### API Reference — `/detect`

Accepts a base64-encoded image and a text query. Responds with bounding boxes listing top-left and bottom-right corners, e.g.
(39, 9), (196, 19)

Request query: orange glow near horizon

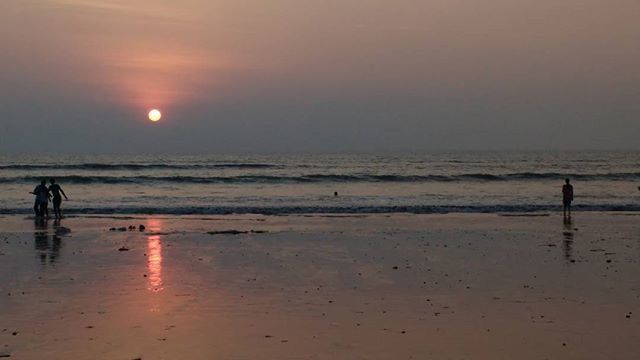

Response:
(95, 47), (228, 117)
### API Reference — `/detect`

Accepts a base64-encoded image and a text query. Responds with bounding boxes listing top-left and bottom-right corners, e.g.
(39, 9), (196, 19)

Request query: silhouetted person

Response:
(49, 178), (68, 218)
(30, 179), (50, 218)
(562, 178), (574, 219)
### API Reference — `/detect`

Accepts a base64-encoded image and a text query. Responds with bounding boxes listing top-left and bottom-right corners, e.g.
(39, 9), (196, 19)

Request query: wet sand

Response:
(1, 213), (639, 359)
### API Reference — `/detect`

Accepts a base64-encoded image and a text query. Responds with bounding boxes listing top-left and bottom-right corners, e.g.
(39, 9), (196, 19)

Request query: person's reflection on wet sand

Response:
(50, 235), (61, 263)
(562, 218), (574, 264)
(34, 219), (62, 266)
(34, 231), (49, 264)
(34, 217), (47, 230)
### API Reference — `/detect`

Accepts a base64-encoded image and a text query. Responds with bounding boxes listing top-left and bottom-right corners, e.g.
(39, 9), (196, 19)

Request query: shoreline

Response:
(0, 211), (638, 237)
(1, 203), (640, 216)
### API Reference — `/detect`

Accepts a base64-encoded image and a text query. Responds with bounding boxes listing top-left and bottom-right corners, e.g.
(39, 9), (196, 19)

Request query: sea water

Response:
(0, 151), (638, 215)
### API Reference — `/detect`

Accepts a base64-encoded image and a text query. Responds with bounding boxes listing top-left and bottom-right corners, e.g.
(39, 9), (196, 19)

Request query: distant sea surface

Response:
(1, 152), (638, 215)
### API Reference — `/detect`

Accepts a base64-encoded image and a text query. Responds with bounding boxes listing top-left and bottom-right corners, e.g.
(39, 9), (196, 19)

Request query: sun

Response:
(148, 109), (162, 122)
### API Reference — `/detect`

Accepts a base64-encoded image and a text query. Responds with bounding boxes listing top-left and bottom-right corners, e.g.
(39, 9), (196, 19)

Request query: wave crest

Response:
(0, 163), (279, 170)
(1, 172), (639, 184)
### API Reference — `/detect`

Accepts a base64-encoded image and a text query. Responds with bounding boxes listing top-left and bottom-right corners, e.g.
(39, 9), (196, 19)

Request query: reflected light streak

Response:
(147, 235), (163, 292)
(147, 218), (164, 292)
(147, 218), (163, 232)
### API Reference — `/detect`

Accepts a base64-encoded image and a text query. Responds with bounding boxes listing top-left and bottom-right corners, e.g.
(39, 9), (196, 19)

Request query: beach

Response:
(1, 212), (639, 359)
(3, 0), (639, 357)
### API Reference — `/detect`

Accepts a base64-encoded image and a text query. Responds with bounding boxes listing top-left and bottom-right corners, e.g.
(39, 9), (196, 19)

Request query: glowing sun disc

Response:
(148, 109), (162, 122)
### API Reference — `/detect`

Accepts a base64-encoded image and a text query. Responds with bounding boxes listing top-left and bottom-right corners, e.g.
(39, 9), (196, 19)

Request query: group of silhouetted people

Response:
(31, 179), (68, 218)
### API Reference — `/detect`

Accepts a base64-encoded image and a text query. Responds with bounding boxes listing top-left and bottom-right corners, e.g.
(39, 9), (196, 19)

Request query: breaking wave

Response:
(1, 172), (639, 184)
(0, 163), (279, 170)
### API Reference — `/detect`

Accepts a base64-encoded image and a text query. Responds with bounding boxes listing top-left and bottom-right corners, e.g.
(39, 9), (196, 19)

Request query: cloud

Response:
(40, 0), (193, 22)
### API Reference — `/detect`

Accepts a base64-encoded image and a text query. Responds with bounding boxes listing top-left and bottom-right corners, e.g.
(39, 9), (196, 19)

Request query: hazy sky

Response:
(1, 0), (639, 153)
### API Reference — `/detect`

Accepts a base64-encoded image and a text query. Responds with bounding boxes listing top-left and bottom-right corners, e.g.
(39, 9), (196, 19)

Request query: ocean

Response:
(1, 151), (638, 215)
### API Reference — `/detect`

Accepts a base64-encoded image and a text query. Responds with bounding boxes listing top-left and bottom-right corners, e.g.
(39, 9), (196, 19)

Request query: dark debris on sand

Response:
(207, 230), (268, 235)
(54, 227), (72, 236)
(109, 225), (146, 232)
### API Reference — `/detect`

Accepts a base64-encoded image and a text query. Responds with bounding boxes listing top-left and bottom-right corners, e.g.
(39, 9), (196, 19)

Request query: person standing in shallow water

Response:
(30, 179), (50, 218)
(562, 178), (574, 219)
(49, 178), (68, 219)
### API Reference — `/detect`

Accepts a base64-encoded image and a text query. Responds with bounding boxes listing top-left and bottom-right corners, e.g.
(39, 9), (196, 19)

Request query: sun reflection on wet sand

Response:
(146, 219), (164, 293)
(147, 235), (163, 292)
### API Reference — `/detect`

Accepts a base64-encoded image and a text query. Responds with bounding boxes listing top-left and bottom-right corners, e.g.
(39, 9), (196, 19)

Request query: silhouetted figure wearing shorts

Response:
(562, 178), (574, 219)
(49, 178), (68, 219)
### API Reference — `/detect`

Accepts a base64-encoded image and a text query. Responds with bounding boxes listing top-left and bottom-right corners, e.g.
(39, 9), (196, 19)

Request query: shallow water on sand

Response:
(1, 213), (640, 359)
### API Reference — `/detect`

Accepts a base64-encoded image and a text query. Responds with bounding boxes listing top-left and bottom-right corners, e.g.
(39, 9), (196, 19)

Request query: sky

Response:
(1, 0), (639, 153)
